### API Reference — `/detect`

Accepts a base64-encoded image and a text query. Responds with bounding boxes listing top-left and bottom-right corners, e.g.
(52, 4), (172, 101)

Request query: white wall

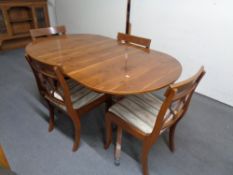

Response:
(55, 0), (126, 38)
(47, 0), (57, 26)
(131, 0), (233, 106)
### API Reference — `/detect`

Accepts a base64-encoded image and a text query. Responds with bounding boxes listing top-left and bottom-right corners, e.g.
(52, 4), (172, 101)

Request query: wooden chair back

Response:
(117, 32), (151, 48)
(30, 25), (66, 41)
(0, 145), (10, 170)
(25, 55), (73, 110)
(153, 67), (206, 135)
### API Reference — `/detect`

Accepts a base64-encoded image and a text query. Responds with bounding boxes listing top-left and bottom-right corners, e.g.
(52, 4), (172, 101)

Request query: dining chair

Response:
(25, 55), (110, 152)
(30, 25), (66, 41)
(104, 67), (205, 175)
(117, 32), (151, 48)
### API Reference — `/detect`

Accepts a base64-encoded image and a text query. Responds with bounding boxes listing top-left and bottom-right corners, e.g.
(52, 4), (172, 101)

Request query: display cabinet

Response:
(0, 0), (50, 50)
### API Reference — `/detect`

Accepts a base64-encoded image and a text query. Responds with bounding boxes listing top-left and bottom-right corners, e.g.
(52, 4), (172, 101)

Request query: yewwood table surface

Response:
(26, 34), (182, 95)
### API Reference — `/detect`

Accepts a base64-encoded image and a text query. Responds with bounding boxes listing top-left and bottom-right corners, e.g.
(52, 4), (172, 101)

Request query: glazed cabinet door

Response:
(0, 9), (7, 35)
(33, 6), (49, 28)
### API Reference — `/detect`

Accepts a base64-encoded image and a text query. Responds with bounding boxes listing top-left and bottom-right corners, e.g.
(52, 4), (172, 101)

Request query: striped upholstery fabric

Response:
(109, 93), (172, 134)
(52, 79), (104, 110)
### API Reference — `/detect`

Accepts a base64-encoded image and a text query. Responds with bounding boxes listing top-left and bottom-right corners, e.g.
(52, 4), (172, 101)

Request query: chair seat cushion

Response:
(109, 93), (172, 134)
(53, 79), (104, 110)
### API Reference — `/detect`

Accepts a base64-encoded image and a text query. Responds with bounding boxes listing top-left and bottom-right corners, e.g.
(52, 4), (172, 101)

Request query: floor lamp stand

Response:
(126, 0), (131, 34)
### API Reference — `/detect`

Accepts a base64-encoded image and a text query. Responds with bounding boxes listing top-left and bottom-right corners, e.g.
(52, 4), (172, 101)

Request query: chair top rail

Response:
(30, 25), (66, 41)
(117, 32), (151, 48)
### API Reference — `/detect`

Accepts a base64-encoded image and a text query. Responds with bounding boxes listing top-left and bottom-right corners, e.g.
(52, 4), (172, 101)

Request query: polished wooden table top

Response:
(26, 34), (182, 95)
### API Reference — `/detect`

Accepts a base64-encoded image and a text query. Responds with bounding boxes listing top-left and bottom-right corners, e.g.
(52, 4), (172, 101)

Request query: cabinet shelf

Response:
(10, 18), (32, 23)
(1, 33), (30, 40)
(12, 33), (30, 39)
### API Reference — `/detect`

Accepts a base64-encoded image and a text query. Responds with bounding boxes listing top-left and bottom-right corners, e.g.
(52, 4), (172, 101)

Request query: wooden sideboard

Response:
(0, 0), (50, 51)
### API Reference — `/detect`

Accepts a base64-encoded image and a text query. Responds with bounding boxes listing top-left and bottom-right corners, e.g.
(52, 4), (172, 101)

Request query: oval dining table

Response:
(25, 34), (182, 95)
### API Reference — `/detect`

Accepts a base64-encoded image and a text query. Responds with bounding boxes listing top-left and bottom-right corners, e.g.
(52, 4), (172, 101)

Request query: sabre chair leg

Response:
(104, 113), (113, 149)
(114, 127), (122, 166)
(141, 143), (152, 175)
(72, 118), (81, 152)
(169, 123), (178, 152)
(47, 101), (55, 132)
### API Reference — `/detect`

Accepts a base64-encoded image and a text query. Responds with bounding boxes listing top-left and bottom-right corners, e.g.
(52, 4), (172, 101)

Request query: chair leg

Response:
(141, 143), (151, 175)
(71, 116), (81, 152)
(104, 113), (113, 149)
(141, 141), (156, 175)
(105, 95), (113, 112)
(114, 127), (122, 166)
(169, 124), (177, 152)
(47, 101), (55, 132)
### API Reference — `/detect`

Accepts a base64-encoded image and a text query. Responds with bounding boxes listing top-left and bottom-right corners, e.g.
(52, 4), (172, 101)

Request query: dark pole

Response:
(126, 0), (131, 34)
